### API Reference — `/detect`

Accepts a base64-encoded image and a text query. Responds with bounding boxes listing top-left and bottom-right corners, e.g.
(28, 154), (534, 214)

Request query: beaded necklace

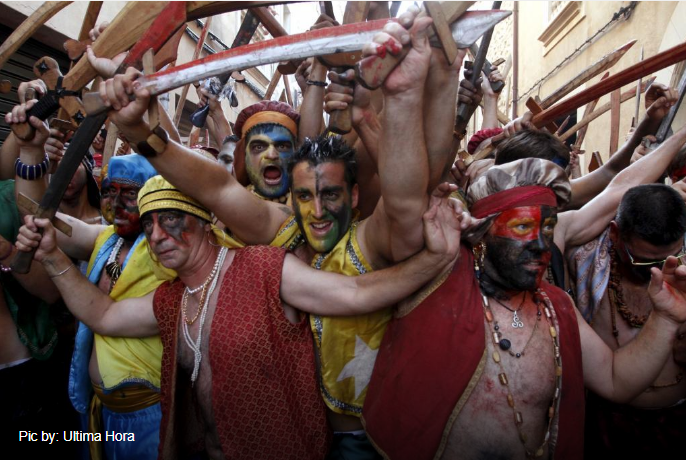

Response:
(104, 237), (124, 294)
(182, 246), (228, 384)
(480, 287), (562, 458)
(183, 247), (225, 325)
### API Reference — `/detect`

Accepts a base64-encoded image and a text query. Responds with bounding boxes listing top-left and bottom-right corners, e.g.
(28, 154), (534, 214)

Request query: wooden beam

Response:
(264, 69), (281, 100)
(282, 74), (293, 106)
(532, 40), (686, 129)
(609, 88), (621, 155)
(574, 71), (610, 148)
(174, 16), (213, 127)
(559, 76), (655, 142)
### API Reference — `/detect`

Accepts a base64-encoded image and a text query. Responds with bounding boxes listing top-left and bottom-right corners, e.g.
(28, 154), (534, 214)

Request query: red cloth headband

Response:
(470, 185), (557, 219)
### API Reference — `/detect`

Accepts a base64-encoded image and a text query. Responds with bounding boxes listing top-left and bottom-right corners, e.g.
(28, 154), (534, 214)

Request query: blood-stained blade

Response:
(84, 10), (510, 115)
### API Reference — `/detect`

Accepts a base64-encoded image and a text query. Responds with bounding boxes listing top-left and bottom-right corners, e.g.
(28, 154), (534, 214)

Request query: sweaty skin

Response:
(292, 162), (355, 254)
(482, 206), (557, 296)
(245, 125), (294, 198)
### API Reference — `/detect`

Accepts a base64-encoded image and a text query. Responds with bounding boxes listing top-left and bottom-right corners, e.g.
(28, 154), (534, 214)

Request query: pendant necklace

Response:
(182, 246), (228, 384)
(492, 292), (527, 328)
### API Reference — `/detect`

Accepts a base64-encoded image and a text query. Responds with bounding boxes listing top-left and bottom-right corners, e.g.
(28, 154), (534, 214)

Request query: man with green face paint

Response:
(96, 10), (458, 458)
(233, 101), (299, 205)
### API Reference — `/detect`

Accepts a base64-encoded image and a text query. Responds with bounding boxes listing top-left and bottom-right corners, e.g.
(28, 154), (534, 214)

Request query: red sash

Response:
(154, 246), (330, 459)
(363, 245), (584, 459)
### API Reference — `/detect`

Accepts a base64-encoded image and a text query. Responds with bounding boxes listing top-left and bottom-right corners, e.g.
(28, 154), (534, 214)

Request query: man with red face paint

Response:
(37, 155), (169, 459)
(363, 158), (686, 460)
(15, 174), (463, 460)
(567, 183), (686, 458)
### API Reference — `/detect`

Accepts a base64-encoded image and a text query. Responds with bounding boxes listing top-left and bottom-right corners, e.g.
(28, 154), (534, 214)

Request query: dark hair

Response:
(494, 130), (570, 169)
(616, 184), (686, 246)
(287, 135), (357, 189)
(223, 134), (240, 145)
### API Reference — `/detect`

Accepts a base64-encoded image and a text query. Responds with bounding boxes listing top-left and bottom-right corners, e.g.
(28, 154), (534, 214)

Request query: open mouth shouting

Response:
(262, 165), (283, 186)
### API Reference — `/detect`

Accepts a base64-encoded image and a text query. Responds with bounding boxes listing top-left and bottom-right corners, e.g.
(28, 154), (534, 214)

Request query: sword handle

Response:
(355, 45), (410, 90)
(12, 94), (61, 141)
(83, 91), (136, 116)
(327, 69), (354, 135)
(10, 238), (40, 274)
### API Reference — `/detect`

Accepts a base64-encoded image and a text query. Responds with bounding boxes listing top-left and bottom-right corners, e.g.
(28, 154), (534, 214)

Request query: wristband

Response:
(15, 154), (49, 180)
(306, 80), (327, 87)
(136, 126), (169, 158)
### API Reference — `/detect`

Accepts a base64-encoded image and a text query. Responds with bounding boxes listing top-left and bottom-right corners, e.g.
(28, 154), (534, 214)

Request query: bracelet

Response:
(15, 154), (49, 181)
(49, 263), (74, 278)
(307, 80), (327, 87)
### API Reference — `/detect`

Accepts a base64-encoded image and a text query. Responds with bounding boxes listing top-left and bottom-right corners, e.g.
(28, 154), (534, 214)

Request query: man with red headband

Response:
(363, 158), (686, 460)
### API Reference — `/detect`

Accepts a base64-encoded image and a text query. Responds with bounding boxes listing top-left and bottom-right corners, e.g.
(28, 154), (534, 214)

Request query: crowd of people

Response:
(2, 4), (686, 460)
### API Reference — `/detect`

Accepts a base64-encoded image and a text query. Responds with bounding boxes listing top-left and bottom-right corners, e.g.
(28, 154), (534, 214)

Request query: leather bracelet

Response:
(136, 125), (169, 158)
(307, 80), (327, 87)
(15, 154), (49, 181)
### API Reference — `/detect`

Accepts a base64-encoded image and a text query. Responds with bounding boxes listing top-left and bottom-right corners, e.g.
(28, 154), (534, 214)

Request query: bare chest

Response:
(96, 241), (132, 294)
(442, 309), (558, 460)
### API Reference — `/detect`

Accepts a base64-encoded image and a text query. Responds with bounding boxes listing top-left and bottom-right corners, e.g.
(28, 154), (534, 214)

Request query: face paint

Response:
(141, 211), (201, 269)
(483, 206), (557, 292)
(292, 162), (354, 254)
(108, 182), (142, 239)
(245, 125), (294, 198)
(218, 141), (236, 175)
(100, 185), (115, 225)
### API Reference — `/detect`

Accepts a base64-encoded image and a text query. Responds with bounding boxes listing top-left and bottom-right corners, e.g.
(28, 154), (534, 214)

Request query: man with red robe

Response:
(363, 158), (686, 460)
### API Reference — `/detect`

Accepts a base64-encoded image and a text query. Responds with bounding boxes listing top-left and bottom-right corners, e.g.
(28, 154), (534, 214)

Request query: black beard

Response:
(478, 236), (550, 299)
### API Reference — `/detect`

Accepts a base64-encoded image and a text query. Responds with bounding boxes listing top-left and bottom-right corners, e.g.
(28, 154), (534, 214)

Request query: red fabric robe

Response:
(153, 245), (330, 459)
(363, 245), (584, 459)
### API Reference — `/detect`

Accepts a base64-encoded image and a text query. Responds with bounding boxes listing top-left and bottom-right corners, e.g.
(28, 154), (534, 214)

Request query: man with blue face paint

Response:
(233, 101), (299, 205)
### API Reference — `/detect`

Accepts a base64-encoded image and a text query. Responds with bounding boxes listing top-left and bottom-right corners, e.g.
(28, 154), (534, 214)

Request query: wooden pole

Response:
(173, 17), (213, 127)
(574, 71), (610, 149)
(282, 74), (293, 106)
(559, 76), (654, 142)
(539, 40), (635, 109)
(609, 89), (621, 154)
(264, 69), (281, 100)
(532, 40), (686, 128)
(0, 1), (72, 68)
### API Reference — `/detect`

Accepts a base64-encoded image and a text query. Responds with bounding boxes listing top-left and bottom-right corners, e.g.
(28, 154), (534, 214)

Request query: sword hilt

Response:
(83, 91), (136, 116)
(10, 238), (41, 274)
(355, 45), (410, 90)
(12, 93), (61, 141)
(327, 69), (355, 135)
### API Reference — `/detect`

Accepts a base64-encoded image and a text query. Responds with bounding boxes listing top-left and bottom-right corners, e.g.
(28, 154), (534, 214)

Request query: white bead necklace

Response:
(182, 246), (228, 384)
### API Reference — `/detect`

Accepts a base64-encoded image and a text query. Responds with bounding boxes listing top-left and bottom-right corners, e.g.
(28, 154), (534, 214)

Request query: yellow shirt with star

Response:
(309, 219), (392, 416)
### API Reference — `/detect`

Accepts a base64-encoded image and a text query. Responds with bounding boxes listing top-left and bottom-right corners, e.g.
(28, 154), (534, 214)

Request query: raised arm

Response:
(362, 10), (434, 264)
(15, 216), (158, 337)
(568, 83), (677, 208)
(556, 123), (686, 251)
(100, 67), (289, 245)
(582, 257), (686, 402)
(281, 193), (463, 314)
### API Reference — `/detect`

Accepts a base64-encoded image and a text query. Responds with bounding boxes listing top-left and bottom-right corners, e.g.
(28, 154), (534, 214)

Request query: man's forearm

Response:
(482, 97), (500, 130)
(41, 248), (115, 331)
(298, 61), (327, 145)
(210, 107), (232, 146)
(351, 248), (454, 314)
(609, 311), (679, 403)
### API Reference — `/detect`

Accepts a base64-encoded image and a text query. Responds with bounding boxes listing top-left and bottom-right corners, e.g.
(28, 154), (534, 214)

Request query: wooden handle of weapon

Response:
(327, 67), (354, 135)
(83, 91), (135, 116)
(10, 241), (40, 274)
(355, 46), (410, 90)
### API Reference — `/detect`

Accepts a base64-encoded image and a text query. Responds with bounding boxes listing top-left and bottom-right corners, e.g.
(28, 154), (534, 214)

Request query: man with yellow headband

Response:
(233, 100), (299, 205)
(16, 174), (463, 459)
(93, 15), (450, 457)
